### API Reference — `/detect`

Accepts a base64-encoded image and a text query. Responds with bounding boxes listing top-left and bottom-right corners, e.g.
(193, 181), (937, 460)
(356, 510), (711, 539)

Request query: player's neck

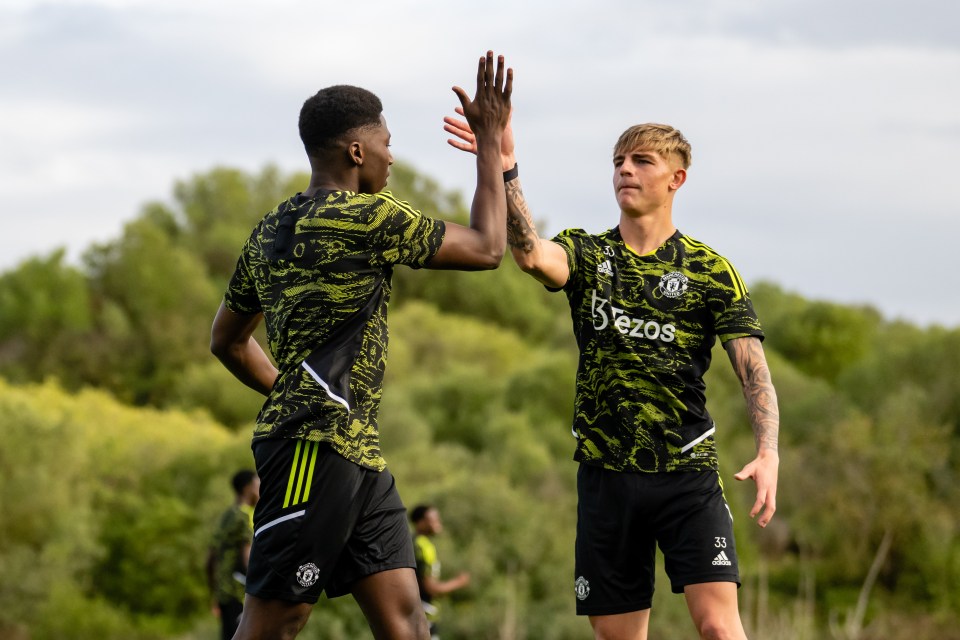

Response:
(618, 208), (676, 255)
(304, 154), (359, 195)
(304, 172), (356, 196)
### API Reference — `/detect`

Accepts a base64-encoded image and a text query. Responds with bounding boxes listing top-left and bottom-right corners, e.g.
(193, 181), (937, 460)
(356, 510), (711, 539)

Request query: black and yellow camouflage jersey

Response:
(224, 190), (445, 471)
(212, 503), (254, 603)
(552, 227), (764, 473)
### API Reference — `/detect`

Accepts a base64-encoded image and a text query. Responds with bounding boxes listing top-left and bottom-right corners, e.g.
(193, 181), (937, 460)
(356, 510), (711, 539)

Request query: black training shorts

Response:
(246, 438), (416, 603)
(574, 465), (740, 616)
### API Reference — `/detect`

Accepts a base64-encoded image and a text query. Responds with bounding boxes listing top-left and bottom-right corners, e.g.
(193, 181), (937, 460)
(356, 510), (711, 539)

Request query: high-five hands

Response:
(450, 51), (513, 149)
(444, 105), (516, 172)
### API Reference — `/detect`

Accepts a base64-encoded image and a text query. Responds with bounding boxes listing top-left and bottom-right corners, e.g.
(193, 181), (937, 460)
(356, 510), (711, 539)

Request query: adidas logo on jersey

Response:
(712, 550), (732, 566)
(597, 260), (613, 276)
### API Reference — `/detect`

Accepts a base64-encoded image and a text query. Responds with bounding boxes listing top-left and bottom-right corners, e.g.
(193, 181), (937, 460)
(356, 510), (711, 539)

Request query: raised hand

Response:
(444, 106), (516, 171)
(424, 51), (513, 270)
(450, 51), (512, 147)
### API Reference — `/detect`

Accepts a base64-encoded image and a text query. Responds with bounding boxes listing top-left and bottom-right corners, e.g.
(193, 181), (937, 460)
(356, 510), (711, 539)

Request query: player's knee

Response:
(412, 615), (431, 640)
(590, 619), (645, 640)
(373, 598), (429, 639)
(695, 615), (743, 640)
(400, 603), (430, 639)
(591, 629), (637, 640)
(387, 609), (429, 640)
(234, 605), (312, 640)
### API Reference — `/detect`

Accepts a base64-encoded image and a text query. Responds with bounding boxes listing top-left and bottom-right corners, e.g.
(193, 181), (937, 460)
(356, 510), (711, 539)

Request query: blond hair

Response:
(613, 123), (691, 169)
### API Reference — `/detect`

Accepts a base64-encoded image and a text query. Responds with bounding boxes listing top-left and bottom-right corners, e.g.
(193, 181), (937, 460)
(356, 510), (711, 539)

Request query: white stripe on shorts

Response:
(254, 509), (306, 537)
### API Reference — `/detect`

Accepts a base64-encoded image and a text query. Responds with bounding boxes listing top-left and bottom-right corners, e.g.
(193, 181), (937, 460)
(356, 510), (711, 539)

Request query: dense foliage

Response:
(0, 164), (957, 639)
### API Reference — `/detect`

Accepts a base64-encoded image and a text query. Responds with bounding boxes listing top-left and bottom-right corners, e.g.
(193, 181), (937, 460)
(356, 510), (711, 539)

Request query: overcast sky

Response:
(2, 0), (958, 326)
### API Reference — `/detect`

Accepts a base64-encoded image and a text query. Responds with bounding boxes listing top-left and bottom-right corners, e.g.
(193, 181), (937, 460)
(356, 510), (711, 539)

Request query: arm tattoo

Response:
(725, 337), (780, 453)
(505, 179), (539, 253)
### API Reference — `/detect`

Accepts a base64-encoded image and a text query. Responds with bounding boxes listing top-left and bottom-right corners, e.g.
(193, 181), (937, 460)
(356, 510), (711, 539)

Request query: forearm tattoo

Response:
(505, 179), (539, 253)
(726, 337), (780, 453)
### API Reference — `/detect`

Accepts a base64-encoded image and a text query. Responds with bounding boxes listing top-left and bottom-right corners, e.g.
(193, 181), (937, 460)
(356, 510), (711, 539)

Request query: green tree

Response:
(83, 215), (221, 404)
(0, 250), (93, 385)
(171, 165), (306, 280)
(751, 282), (883, 382)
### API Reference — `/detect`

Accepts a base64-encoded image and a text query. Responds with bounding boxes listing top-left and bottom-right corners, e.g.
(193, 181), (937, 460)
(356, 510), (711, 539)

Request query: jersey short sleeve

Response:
(367, 192), (445, 269)
(549, 228), (590, 289)
(707, 257), (764, 344)
(223, 236), (262, 314)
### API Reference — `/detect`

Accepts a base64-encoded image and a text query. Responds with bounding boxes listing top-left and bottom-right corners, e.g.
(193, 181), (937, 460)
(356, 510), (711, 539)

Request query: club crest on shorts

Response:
(659, 271), (689, 298)
(575, 576), (590, 600)
(296, 562), (320, 587)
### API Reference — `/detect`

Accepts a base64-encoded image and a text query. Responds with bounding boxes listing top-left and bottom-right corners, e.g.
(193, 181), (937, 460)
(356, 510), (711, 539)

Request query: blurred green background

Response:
(1, 163), (958, 639)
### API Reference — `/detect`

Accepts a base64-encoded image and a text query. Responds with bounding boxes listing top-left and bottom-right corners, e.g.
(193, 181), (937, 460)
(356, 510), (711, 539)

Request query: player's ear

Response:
(348, 140), (364, 166)
(669, 168), (687, 191)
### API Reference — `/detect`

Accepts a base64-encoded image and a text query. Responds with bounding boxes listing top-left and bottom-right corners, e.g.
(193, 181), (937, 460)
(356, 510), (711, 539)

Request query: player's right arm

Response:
(210, 303), (278, 396)
(503, 174), (570, 288)
(443, 108), (569, 288)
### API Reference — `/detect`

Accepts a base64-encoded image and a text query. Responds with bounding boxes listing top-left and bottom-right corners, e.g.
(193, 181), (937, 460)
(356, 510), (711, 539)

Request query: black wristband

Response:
(503, 163), (519, 182)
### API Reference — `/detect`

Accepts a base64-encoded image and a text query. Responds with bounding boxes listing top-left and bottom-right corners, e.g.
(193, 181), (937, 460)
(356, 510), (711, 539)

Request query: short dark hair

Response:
(410, 504), (434, 523)
(231, 469), (257, 495)
(299, 85), (383, 156)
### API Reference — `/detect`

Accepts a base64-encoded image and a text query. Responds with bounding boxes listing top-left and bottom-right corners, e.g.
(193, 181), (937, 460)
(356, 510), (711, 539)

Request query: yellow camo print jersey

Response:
(552, 227), (764, 473)
(224, 190), (445, 471)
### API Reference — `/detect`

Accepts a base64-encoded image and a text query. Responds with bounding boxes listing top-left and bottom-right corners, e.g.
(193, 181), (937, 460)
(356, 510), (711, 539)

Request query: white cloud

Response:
(0, 101), (143, 147)
(1, 0), (958, 325)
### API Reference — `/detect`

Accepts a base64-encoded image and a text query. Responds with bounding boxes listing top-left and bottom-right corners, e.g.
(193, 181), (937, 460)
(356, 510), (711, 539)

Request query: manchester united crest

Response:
(659, 271), (689, 298)
(575, 576), (590, 600)
(296, 562), (320, 587)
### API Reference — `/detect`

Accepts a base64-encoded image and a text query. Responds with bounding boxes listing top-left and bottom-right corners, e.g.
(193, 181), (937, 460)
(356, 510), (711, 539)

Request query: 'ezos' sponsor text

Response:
(591, 290), (675, 342)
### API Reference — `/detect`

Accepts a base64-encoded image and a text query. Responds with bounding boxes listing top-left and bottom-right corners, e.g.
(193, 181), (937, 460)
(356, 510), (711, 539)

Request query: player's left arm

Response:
(422, 571), (471, 597)
(241, 541), (252, 571)
(724, 336), (780, 527)
(205, 545), (219, 602)
(210, 302), (278, 396)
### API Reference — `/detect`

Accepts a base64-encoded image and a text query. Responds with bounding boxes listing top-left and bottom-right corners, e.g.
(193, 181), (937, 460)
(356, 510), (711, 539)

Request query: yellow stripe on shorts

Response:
(283, 440), (318, 508)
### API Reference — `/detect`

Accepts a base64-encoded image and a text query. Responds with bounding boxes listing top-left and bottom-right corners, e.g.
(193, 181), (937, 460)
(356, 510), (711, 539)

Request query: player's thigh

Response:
(657, 470), (740, 594)
(233, 593), (313, 640)
(589, 609), (651, 640)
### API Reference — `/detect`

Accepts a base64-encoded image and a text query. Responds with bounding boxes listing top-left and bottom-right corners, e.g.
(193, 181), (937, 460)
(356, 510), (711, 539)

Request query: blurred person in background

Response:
(410, 505), (471, 639)
(206, 469), (260, 640)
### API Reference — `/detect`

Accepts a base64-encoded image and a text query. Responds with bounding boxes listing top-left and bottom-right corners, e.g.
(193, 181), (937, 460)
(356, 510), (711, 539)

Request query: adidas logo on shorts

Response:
(712, 550), (732, 566)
